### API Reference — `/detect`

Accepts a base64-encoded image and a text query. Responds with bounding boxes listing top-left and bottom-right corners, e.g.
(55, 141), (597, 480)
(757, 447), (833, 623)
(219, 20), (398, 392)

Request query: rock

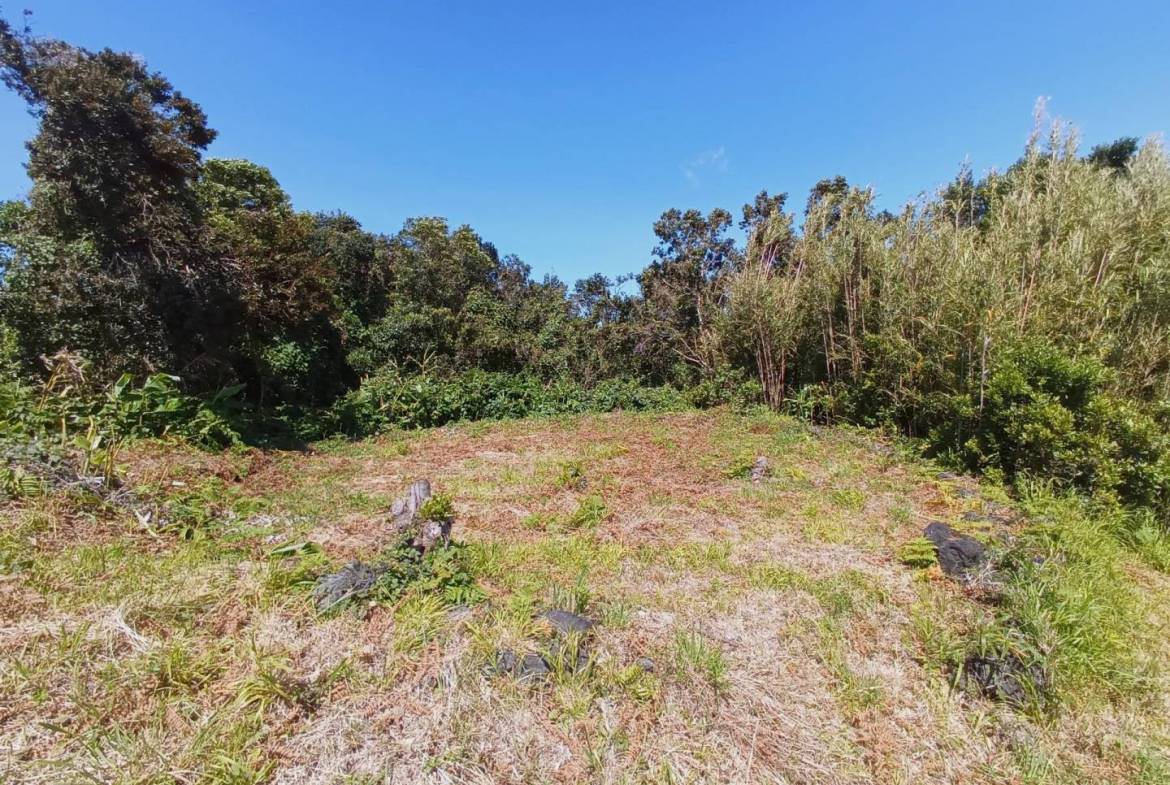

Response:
(312, 561), (385, 612)
(923, 521), (957, 546)
(487, 649), (552, 681)
(955, 487), (978, 499)
(416, 517), (452, 551)
(749, 456), (770, 483)
(936, 471), (960, 481)
(636, 657), (656, 673)
(518, 653), (551, 681)
(923, 522), (987, 578)
(539, 609), (595, 635)
(937, 537), (987, 577)
(488, 649), (517, 675)
(961, 654), (1047, 705)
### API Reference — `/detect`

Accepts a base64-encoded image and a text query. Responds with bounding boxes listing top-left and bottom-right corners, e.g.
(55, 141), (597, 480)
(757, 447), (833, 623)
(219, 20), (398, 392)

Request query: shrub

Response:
(0, 359), (243, 451)
(331, 369), (690, 436)
(931, 342), (1170, 525)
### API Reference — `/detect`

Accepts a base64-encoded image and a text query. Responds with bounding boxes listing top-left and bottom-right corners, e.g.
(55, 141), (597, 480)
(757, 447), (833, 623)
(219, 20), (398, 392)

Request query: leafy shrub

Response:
(931, 342), (1170, 525)
(325, 539), (484, 612)
(566, 494), (607, 529)
(418, 492), (454, 521)
(0, 359), (243, 450)
(331, 369), (689, 436)
(99, 374), (244, 448)
(685, 366), (764, 410)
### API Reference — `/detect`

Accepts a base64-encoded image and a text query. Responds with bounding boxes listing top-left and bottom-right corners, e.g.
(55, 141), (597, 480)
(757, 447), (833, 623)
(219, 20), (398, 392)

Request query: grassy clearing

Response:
(2, 409), (1168, 784)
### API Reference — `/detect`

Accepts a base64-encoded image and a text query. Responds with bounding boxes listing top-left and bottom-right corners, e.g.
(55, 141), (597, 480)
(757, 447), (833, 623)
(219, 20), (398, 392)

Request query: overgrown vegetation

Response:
(1, 9), (1168, 782)
(3, 18), (1167, 537)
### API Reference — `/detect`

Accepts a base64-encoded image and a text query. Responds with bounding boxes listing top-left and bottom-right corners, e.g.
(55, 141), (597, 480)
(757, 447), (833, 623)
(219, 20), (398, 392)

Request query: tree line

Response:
(2, 16), (1168, 523)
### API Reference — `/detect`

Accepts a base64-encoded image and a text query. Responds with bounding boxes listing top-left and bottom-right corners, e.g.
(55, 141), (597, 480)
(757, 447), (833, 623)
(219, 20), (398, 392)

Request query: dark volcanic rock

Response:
(488, 650), (552, 681)
(923, 522), (987, 578)
(539, 609), (595, 635)
(923, 522), (957, 546)
(962, 654), (1047, 705)
(518, 653), (551, 681)
(936, 537), (987, 577)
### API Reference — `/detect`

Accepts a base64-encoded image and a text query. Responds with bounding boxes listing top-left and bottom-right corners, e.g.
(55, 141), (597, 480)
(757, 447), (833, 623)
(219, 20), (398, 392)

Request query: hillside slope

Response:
(2, 410), (1168, 784)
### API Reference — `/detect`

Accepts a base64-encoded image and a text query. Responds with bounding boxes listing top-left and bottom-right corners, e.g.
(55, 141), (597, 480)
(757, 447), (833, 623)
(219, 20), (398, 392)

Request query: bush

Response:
(684, 367), (764, 409)
(931, 342), (1170, 525)
(331, 369), (690, 436)
(0, 358), (244, 450)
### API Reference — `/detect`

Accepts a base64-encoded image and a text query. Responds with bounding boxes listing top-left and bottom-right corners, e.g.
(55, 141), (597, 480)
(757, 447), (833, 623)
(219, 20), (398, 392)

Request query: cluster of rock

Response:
(924, 473), (1047, 707)
(488, 609), (596, 681)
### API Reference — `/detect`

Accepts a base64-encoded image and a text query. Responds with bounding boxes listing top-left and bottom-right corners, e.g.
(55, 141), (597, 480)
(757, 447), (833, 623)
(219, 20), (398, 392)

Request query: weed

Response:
(566, 494), (607, 529)
(392, 594), (448, 656)
(723, 454), (761, 479)
(418, 492), (454, 521)
(897, 537), (938, 568)
(829, 488), (865, 512)
(548, 574), (591, 614)
(555, 459), (587, 489)
(673, 630), (728, 692)
(521, 511), (557, 530)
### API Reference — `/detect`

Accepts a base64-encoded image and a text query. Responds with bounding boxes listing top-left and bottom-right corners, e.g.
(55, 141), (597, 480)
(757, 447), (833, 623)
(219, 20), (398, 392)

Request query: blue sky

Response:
(2, 1), (1168, 284)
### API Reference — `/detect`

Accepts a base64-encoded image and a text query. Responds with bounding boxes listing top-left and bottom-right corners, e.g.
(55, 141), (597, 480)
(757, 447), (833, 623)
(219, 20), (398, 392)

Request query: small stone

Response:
(749, 456), (770, 483)
(635, 657), (656, 673)
(539, 609), (595, 635)
(517, 653), (551, 681)
(955, 488), (978, 499)
(494, 650), (518, 673)
(961, 654), (1047, 705)
(922, 522), (987, 578)
(937, 471), (960, 481)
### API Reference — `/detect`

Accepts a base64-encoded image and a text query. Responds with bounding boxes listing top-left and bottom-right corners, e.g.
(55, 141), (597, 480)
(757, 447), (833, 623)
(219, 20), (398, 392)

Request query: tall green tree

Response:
(0, 15), (231, 378)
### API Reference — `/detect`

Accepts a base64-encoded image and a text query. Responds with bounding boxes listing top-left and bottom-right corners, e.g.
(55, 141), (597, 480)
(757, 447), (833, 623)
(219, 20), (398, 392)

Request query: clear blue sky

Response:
(2, 1), (1168, 284)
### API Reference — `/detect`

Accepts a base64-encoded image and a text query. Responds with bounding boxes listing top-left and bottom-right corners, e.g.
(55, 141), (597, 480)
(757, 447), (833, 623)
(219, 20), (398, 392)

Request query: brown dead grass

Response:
(1, 410), (1167, 784)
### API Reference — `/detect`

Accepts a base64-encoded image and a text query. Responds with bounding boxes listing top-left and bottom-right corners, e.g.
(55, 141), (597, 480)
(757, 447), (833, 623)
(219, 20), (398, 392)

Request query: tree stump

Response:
(389, 479), (452, 552)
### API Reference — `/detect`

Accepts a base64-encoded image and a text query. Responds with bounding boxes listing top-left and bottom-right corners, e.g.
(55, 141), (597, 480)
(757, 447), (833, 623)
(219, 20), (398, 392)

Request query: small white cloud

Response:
(681, 146), (728, 186)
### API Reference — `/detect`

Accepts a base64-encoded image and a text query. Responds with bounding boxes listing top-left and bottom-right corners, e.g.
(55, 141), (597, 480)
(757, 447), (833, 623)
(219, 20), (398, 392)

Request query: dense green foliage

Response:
(2, 19), (1168, 526)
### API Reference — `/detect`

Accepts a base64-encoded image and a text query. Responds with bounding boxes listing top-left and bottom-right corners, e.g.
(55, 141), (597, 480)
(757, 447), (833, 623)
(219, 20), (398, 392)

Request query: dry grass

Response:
(2, 409), (1168, 784)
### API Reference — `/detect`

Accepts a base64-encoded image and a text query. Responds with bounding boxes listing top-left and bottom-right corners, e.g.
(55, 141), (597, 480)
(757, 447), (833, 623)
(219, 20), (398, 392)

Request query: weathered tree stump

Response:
(390, 479), (452, 552)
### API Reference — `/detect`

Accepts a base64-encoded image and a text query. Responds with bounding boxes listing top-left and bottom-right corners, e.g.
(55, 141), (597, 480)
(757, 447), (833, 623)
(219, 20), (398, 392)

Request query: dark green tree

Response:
(1085, 136), (1139, 173)
(0, 15), (232, 379)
